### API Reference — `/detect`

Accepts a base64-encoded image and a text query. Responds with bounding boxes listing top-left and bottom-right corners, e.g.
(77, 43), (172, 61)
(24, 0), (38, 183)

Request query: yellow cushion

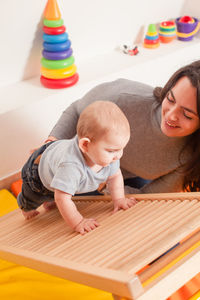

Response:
(0, 189), (112, 300)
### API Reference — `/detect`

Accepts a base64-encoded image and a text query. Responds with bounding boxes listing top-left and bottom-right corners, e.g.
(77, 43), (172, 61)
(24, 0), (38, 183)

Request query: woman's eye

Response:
(183, 112), (192, 120)
(167, 95), (174, 103)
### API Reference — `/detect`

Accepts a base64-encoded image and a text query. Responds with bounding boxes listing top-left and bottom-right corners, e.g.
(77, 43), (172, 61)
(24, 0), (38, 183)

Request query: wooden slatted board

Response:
(0, 192), (200, 299)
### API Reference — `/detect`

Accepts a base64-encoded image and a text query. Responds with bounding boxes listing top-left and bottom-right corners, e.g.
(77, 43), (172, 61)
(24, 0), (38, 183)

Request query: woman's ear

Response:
(79, 137), (91, 153)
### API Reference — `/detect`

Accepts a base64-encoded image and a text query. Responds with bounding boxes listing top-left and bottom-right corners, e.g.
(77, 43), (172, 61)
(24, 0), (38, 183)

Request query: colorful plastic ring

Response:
(159, 31), (176, 36)
(143, 43), (160, 49)
(40, 73), (79, 89)
(43, 18), (64, 28)
(42, 48), (73, 60)
(41, 64), (77, 79)
(43, 32), (68, 43)
(159, 36), (176, 43)
(159, 26), (176, 32)
(145, 34), (159, 40)
(43, 25), (66, 35)
(146, 31), (158, 36)
(41, 56), (75, 69)
(160, 21), (175, 28)
(43, 40), (71, 51)
(144, 38), (159, 45)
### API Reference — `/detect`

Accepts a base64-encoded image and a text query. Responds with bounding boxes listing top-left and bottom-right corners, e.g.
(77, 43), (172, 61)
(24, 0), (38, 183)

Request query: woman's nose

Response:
(167, 107), (178, 121)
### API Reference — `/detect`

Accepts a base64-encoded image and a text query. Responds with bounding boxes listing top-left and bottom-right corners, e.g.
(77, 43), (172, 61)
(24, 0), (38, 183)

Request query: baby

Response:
(17, 101), (136, 234)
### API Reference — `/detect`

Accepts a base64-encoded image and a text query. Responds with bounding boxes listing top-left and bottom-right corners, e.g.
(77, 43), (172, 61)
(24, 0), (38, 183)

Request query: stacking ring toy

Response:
(40, 73), (79, 89)
(43, 18), (64, 27)
(43, 40), (71, 51)
(42, 48), (73, 60)
(43, 25), (66, 35)
(41, 56), (75, 69)
(43, 32), (68, 43)
(41, 64), (77, 79)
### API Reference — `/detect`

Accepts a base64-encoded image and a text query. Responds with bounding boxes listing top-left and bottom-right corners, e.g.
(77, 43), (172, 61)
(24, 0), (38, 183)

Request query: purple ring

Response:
(42, 48), (73, 60)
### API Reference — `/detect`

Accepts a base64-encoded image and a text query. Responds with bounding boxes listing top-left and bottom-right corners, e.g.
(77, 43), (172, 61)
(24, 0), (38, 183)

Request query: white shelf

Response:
(1, 38), (200, 115)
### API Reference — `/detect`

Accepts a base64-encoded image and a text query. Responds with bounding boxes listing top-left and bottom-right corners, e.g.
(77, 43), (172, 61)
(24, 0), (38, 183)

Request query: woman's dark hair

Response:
(153, 60), (200, 192)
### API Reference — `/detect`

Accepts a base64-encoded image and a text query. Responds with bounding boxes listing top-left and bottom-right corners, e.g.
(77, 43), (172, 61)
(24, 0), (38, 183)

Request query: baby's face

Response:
(85, 131), (130, 167)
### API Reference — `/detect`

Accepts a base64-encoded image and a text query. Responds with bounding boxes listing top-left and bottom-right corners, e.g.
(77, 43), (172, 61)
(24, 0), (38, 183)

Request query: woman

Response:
(46, 60), (200, 193)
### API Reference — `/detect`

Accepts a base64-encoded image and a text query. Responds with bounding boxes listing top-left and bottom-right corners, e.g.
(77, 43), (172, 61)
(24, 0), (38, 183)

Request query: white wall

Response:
(0, 0), (186, 87)
(1, 0), (200, 180)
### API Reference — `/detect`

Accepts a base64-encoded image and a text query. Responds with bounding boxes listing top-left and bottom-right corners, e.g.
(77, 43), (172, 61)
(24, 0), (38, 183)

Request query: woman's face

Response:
(161, 76), (200, 137)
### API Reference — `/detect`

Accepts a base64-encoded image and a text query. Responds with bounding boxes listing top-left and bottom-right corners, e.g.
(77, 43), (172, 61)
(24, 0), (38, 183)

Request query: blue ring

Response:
(43, 40), (71, 52)
(42, 48), (73, 60)
(43, 33), (69, 43)
(145, 34), (159, 40)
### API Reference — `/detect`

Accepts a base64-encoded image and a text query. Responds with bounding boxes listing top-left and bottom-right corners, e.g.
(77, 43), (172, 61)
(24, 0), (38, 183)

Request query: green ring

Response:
(41, 56), (75, 70)
(159, 26), (176, 32)
(43, 18), (64, 28)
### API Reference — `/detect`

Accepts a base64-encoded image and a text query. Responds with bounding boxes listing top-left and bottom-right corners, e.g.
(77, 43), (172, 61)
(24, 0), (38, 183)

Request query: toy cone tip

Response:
(44, 0), (61, 20)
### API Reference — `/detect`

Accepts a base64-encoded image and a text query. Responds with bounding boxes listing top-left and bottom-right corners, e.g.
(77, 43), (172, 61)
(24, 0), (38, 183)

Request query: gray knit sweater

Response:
(50, 79), (188, 194)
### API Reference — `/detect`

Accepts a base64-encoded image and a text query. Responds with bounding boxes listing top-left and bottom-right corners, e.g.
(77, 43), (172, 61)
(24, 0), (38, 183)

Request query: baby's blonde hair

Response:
(77, 101), (130, 141)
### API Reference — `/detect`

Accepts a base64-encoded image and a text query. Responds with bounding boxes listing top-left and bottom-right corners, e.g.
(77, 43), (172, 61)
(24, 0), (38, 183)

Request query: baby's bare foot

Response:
(43, 201), (57, 211)
(22, 210), (39, 220)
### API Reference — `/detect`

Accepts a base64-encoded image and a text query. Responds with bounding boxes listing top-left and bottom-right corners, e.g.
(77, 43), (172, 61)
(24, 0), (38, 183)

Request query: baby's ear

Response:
(79, 137), (91, 153)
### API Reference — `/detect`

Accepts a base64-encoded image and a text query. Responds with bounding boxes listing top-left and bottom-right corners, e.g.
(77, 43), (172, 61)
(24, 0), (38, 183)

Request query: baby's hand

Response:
(74, 218), (99, 235)
(113, 197), (137, 213)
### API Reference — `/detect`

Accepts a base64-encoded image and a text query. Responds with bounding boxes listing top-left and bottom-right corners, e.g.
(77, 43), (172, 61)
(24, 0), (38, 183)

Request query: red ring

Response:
(43, 25), (66, 35)
(144, 38), (159, 44)
(40, 73), (79, 89)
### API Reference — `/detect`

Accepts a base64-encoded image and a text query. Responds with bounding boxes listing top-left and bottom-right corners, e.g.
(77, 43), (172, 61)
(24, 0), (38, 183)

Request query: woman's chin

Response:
(161, 123), (181, 138)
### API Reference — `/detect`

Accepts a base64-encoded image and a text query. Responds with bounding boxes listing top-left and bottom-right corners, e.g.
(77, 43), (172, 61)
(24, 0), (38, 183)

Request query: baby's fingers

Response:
(127, 197), (137, 206)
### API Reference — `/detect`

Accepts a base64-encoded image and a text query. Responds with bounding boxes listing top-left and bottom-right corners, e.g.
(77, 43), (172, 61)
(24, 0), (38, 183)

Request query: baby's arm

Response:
(54, 189), (99, 234)
(107, 169), (137, 213)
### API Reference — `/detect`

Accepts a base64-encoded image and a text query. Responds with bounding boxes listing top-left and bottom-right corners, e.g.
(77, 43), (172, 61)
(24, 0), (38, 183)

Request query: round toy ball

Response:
(179, 15), (194, 23)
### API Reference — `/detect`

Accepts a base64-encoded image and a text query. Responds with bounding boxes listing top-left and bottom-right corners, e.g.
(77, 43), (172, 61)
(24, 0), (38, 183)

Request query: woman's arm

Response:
(132, 171), (184, 194)
(48, 79), (140, 140)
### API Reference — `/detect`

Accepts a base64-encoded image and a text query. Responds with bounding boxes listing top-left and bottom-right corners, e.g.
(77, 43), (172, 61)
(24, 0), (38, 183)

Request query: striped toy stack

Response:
(159, 21), (176, 43)
(40, 0), (79, 89)
(143, 24), (160, 49)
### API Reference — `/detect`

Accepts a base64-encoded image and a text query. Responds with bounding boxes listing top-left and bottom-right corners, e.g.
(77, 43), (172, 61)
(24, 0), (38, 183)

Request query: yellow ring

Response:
(41, 64), (77, 79)
(146, 31), (158, 36)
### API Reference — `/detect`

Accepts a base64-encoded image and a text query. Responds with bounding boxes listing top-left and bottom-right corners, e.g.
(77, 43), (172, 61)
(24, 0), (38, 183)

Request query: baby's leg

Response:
(22, 209), (40, 220)
(43, 201), (57, 211)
